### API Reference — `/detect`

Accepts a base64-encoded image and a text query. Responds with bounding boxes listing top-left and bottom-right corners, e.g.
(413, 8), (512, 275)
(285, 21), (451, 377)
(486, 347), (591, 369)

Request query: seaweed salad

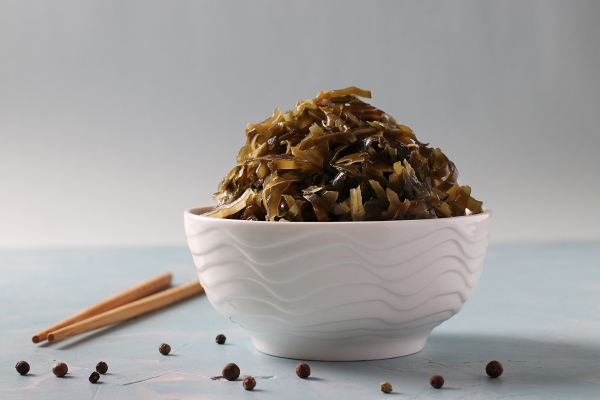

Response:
(207, 87), (483, 222)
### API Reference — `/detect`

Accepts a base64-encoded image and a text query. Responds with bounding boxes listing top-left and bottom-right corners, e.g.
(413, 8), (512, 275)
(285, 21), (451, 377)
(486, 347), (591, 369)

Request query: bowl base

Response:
(250, 330), (432, 361)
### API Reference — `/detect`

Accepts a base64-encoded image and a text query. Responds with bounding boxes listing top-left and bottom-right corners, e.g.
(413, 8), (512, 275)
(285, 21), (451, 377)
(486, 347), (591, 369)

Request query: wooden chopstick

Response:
(32, 272), (173, 343)
(47, 280), (203, 342)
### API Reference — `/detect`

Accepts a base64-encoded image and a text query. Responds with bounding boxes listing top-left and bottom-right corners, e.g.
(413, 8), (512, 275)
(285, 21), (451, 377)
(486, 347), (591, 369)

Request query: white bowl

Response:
(184, 207), (492, 361)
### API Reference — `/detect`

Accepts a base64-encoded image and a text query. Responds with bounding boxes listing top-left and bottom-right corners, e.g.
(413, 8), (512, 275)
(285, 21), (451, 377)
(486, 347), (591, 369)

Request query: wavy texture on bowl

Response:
(185, 207), (492, 360)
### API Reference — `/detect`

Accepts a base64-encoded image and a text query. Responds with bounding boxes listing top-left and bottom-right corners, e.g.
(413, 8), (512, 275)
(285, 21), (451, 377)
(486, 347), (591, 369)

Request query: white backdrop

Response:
(1, 1), (599, 248)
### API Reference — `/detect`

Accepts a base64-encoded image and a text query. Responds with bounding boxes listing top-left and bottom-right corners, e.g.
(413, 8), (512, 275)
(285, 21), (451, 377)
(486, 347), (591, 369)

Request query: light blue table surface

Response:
(1, 243), (599, 399)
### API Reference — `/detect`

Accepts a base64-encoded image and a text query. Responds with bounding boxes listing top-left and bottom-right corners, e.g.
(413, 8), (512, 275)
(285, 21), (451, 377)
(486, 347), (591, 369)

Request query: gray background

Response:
(1, 0), (599, 248)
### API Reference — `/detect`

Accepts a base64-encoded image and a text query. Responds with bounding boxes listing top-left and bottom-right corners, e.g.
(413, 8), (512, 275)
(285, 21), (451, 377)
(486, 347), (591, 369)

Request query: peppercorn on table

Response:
(1, 244), (599, 399)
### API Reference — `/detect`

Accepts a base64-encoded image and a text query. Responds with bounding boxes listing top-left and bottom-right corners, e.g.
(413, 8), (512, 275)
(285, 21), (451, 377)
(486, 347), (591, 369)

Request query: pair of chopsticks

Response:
(32, 273), (204, 343)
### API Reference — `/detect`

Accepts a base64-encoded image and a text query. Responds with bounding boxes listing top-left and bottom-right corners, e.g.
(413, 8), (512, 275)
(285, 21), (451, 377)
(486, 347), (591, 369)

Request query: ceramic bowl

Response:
(184, 207), (492, 361)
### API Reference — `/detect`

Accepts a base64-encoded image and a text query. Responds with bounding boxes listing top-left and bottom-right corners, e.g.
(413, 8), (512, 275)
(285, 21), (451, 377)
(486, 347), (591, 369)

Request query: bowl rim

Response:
(184, 206), (492, 225)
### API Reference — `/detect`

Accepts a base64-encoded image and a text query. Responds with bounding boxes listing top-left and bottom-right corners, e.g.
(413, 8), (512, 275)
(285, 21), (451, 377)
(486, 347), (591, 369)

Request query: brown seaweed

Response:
(209, 87), (483, 221)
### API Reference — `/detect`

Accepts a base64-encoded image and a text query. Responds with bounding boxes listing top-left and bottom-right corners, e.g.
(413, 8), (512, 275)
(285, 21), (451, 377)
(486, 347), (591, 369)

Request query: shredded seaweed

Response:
(209, 87), (483, 221)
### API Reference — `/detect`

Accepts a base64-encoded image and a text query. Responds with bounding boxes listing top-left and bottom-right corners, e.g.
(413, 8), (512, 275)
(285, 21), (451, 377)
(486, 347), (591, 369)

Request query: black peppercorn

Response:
(242, 376), (256, 390)
(215, 334), (226, 345)
(15, 361), (30, 375)
(486, 360), (504, 378)
(295, 362), (310, 379)
(159, 343), (171, 355)
(52, 362), (68, 377)
(222, 363), (240, 381)
(96, 361), (108, 374)
(380, 381), (392, 393)
(89, 371), (100, 383)
(430, 375), (444, 389)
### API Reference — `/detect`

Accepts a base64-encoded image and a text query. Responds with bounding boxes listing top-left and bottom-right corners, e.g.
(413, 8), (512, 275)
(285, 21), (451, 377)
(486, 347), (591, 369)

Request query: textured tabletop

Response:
(1, 243), (599, 399)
